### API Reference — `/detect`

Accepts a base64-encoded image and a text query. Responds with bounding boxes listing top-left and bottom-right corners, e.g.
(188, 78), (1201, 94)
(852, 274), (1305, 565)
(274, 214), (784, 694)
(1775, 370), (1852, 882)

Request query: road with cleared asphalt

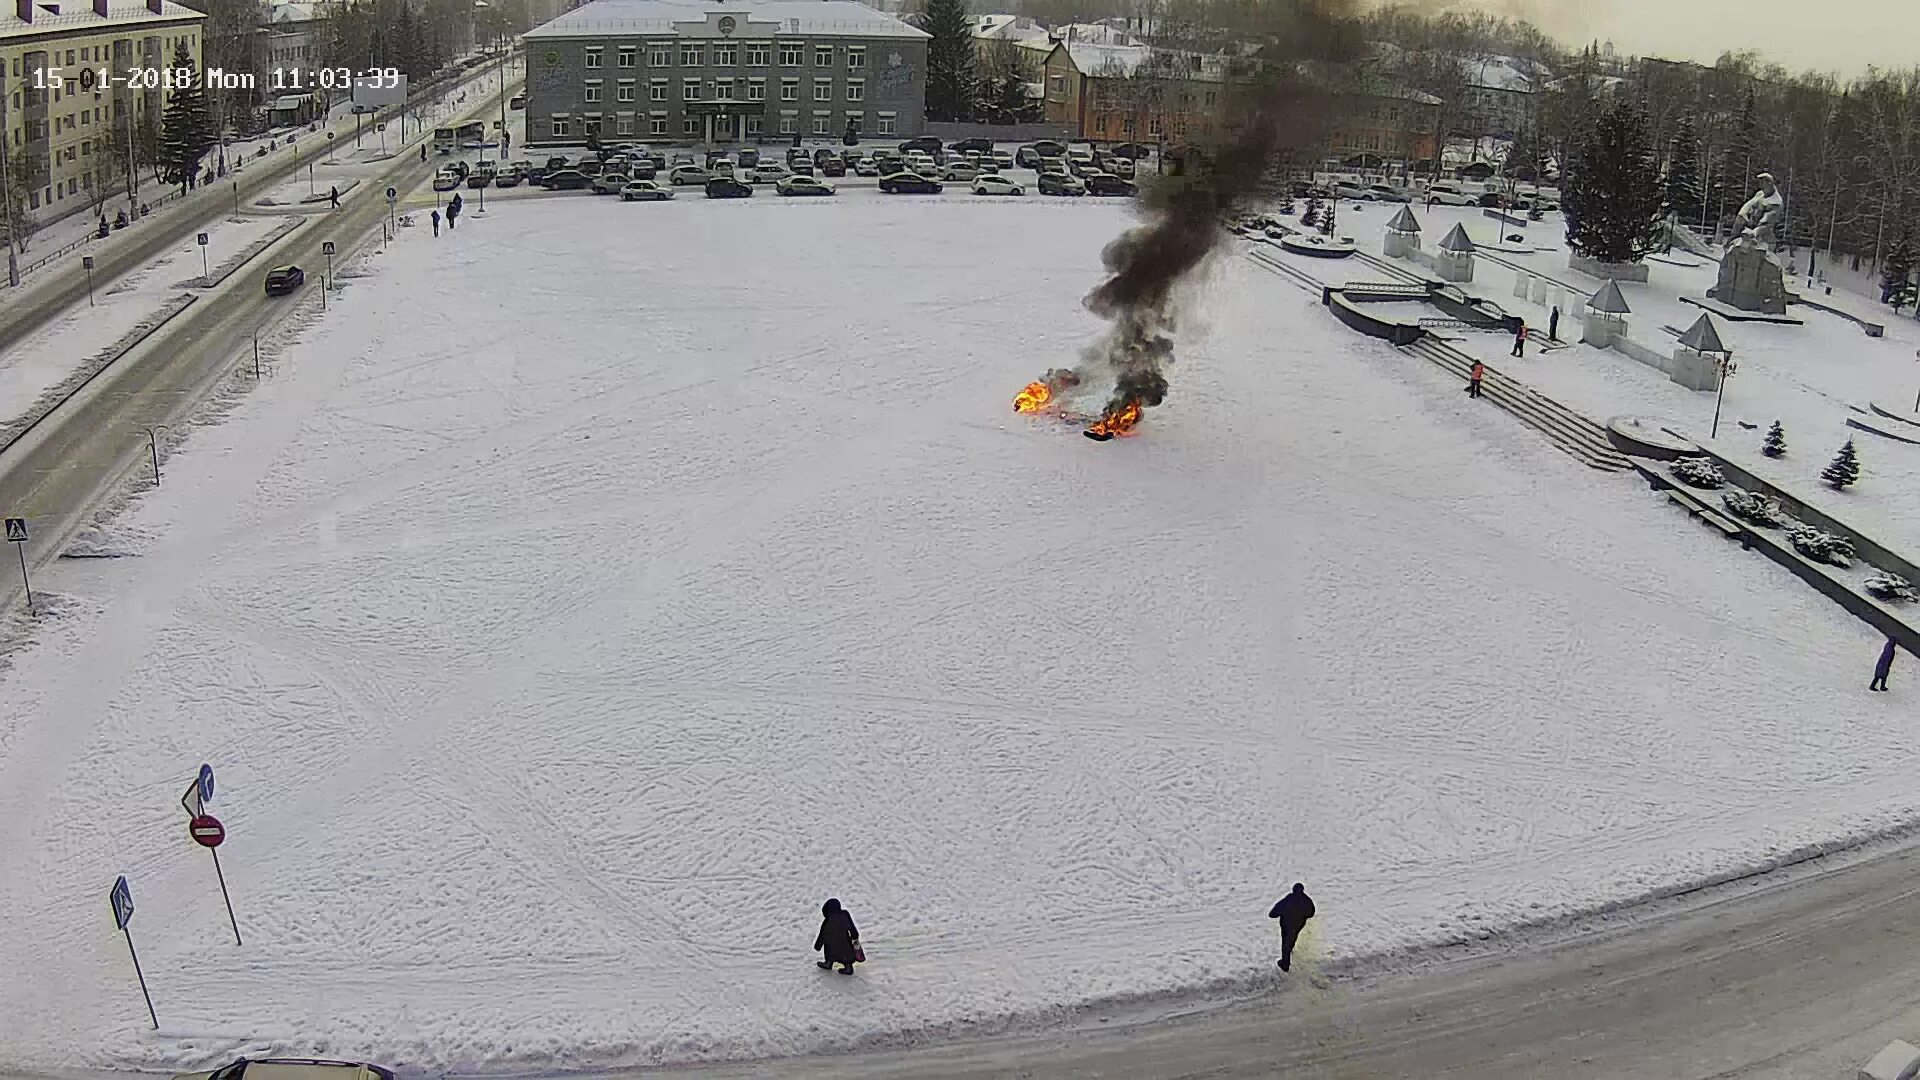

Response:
(0, 77), (520, 597)
(637, 836), (1920, 1079)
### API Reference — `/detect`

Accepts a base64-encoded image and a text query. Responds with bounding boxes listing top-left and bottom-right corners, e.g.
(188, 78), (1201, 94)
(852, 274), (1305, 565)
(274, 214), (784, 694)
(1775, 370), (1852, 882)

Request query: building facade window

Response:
(681, 44), (702, 66)
(746, 116), (763, 135)
(618, 47), (637, 67)
(617, 81), (636, 102)
(650, 79), (668, 101)
(779, 42), (802, 65)
(585, 48), (602, 69)
(650, 114), (668, 134)
(551, 116), (571, 136)
(876, 115), (895, 135)
(683, 117), (700, 134)
(843, 110), (862, 133)
(683, 78), (700, 100)
(778, 115), (797, 133)
(715, 78), (734, 100)
(584, 117), (602, 137)
(814, 44), (833, 66)
(812, 114), (830, 135)
(746, 77), (766, 101)
(746, 43), (770, 66)
(584, 83), (602, 102)
(846, 78), (863, 102)
(713, 44), (736, 66)
(813, 78), (831, 102)
(616, 116), (634, 134)
(847, 46), (865, 69)
(780, 77), (799, 101)
(650, 46), (671, 66)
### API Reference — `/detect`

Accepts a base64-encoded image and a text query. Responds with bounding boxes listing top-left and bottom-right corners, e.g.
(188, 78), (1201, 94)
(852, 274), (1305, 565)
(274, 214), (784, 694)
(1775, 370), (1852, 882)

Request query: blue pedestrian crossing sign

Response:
(4, 518), (25, 543)
(110, 875), (133, 929)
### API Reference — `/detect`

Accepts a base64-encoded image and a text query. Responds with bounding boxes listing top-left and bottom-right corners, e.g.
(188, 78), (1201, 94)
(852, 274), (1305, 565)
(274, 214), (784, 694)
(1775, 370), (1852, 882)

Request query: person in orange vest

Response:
(1468, 360), (1485, 398)
(1511, 322), (1527, 357)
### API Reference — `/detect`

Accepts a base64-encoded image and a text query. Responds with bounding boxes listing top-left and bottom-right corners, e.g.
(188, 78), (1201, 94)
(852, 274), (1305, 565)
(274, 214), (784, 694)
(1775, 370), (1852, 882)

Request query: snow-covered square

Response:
(1, 191), (1914, 1074)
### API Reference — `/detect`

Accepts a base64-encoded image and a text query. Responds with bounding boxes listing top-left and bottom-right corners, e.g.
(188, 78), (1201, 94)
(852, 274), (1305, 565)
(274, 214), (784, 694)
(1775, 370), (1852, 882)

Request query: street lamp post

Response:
(1710, 354), (1737, 439)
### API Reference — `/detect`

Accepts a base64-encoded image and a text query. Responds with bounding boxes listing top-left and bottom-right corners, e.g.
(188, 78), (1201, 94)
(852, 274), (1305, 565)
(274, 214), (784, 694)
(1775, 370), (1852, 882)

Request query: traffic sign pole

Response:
(186, 767), (241, 944)
(83, 255), (96, 306)
(110, 877), (157, 1029)
(210, 845), (241, 945)
(6, 517), (30, 613)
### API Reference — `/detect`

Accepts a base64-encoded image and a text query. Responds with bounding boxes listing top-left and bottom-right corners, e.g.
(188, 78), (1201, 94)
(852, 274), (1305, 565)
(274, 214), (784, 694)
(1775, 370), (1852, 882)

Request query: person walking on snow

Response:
(1468, 360), (1485, 399)
(1269, 883), (1315, 971)
(1511, 322), (1527, 357)
(329, 185), (340, 210)
(814, 898), (861, 974)
(431, 209), (441, 236)
(420, 144), (428, 163)
(1549, 306), (1561, 342)
(1872, 637), (1898, 692)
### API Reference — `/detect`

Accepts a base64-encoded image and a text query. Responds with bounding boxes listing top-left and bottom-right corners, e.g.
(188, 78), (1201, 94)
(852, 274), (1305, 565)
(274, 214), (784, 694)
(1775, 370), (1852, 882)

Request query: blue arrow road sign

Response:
(110, 876), (133, 929)
(197, 764), (214, 806)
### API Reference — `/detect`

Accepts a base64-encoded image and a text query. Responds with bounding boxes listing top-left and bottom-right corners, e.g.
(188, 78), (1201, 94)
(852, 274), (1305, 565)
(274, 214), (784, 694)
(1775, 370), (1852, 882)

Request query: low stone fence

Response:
(923, 121), (1079, 144)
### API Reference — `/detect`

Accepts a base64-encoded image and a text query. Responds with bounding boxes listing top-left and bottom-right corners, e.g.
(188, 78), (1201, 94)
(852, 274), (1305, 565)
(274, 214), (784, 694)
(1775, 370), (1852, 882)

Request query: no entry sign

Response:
(189, 814), (225, 848)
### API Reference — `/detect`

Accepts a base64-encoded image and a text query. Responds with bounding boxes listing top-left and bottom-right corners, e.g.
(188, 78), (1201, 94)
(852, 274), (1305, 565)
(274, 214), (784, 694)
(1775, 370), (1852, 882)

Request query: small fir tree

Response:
(1321, 199), (1337, 237)
(1761, 420), (1787, 458)
(158, 40), (215, 192)
(1301, 197), (1320, 229)
(1821, 438), (1861, 489)
(1562, 97), (1664, 265)
(1882, 223), (1917, 312)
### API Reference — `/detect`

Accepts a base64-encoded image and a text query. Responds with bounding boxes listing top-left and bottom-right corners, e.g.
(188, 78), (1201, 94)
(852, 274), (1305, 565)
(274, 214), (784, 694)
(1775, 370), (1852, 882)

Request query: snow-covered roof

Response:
(1, 0), (201, 38)
(1588, 279), (1632, 314)
(1064, 42), (1228, 82)
(1677, 312), (1728, 353)
(1387, 205), (1421, 233)
(1466, 54), (1541, 94)
(1437, 222), (1476, 253)
(526, 0), (929, 40)
(973, 12), (1051, 44)
(267, 3), (319, 25)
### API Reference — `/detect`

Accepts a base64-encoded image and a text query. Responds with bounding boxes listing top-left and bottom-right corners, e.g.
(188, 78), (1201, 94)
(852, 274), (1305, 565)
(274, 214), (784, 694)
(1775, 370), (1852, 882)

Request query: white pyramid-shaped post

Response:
(1670, 311), (1730, 391)
(1582, 279), (1631, 347)
(1434, 223), (1476, 283)
(1384, 204), (1422, 258)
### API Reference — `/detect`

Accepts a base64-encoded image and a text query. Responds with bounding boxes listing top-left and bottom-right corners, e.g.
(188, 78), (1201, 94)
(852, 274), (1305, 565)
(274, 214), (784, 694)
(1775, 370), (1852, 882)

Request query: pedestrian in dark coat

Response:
(1268, 883), (1315, 971)
(1511, 322), (1527, 357)
(329, 185), (340, 209)
(1549, 306), (1561, 342)
(814, 897), (860, 974)
(447, 193), (462, 229)
(1871, 637), (1898, 692)
(431, 209), (441, 236)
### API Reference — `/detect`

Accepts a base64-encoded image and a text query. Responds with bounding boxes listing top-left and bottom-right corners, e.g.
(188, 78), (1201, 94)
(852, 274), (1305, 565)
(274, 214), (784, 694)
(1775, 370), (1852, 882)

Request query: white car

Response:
(990, 149), (1015, 171)
(1331, 180), (1371, 200)
(620, 179), (673, 201)
(776, 174), (836, 196)
(907, 154), (940, 178)
(942, 160), (981, 182)
(174, 1059), (395, 1080)
(1422, 183), (1476, 206)
(853, 158), (881, 176)
(747, 161), (792, 184)
(667, 165), (710, 185)
(971, 174), (1025, 196)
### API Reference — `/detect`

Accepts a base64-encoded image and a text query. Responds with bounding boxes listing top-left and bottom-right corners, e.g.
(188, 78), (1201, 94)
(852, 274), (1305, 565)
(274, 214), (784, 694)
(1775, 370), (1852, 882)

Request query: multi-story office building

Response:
(522, 0), (928, 147)
(2, 0), (204, 221)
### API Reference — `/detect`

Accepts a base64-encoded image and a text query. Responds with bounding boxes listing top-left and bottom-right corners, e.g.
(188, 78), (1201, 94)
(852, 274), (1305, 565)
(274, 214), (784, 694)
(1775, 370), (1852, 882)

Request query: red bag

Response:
(852, 942), (866, 963)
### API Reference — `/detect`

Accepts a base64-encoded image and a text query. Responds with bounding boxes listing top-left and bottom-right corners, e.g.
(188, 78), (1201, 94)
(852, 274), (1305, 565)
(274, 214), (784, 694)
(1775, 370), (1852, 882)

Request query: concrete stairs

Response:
(1404, 337), (1635, 473)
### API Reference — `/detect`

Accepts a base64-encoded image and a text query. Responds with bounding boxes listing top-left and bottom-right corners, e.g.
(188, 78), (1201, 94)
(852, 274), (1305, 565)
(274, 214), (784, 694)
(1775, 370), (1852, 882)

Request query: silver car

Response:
(175, 1059), (394, 1080)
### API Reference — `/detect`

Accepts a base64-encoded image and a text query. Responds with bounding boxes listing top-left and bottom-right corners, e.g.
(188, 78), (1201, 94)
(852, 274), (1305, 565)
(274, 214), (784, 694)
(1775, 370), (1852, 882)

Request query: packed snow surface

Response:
(0, 193), (1913, 1074)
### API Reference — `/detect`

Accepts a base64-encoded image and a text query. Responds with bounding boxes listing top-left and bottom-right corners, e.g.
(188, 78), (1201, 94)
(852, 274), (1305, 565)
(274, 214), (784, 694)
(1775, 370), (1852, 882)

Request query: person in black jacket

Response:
(1268, 883), (1315, 971)
(814, 898), (860, 974)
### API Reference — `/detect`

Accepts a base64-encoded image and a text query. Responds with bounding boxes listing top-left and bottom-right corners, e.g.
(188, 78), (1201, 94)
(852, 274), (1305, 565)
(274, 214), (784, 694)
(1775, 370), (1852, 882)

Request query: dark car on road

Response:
(537, 169), (591, 190)
(879, 171), (942, 194)
(1085, 172), (1138, 197)
(1107, 141), (1150, 159)
(705, 176), (753, 199)
(950, 137), (994, 154)
(898, 136), (943, 157)
(1037, 171), (1085, 196)
(263, 265), (305, 296)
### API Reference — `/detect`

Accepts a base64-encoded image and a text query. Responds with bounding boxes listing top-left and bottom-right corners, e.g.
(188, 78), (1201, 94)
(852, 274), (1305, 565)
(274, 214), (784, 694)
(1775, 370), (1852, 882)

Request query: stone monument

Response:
(1708, 172), (1790, 315)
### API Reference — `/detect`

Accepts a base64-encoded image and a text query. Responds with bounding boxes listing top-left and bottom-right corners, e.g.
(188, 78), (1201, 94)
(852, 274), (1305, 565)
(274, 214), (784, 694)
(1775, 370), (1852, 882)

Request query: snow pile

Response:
(0, 195), (1911, 1074)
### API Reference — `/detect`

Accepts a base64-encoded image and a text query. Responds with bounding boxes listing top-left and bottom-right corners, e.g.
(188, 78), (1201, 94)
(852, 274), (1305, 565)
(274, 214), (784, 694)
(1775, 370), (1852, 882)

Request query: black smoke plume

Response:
(1068, 0), (1361, 433)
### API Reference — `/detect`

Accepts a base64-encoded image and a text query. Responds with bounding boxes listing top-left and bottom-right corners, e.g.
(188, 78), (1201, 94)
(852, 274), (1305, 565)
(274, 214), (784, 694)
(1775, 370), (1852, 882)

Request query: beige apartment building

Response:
(2, 0), (205, 223)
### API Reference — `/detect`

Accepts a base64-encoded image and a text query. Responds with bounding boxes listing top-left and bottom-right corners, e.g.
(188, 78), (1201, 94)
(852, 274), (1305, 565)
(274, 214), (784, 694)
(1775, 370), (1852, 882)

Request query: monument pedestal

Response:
(1707, 244), (1790, 315)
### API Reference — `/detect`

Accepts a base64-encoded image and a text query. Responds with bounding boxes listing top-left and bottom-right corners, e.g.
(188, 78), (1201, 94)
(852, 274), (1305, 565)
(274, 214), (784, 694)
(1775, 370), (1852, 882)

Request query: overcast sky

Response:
(1455, 0), (1919, 75)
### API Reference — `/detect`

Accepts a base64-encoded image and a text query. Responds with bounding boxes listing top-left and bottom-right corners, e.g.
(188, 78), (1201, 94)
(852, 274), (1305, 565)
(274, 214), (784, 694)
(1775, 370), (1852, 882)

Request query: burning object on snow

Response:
(1012, 368), (1082, 414)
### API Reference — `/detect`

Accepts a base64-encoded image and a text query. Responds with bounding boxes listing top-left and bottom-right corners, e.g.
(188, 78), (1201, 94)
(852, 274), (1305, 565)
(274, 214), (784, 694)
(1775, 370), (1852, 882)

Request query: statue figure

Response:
(1733, 172), (1785, 251)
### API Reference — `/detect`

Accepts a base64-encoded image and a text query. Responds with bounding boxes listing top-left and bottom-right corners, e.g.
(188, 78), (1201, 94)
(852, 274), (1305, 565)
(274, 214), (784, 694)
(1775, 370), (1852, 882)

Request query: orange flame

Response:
(1085, 399), (1143, 439)
(1012, 381), (1053, 413)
